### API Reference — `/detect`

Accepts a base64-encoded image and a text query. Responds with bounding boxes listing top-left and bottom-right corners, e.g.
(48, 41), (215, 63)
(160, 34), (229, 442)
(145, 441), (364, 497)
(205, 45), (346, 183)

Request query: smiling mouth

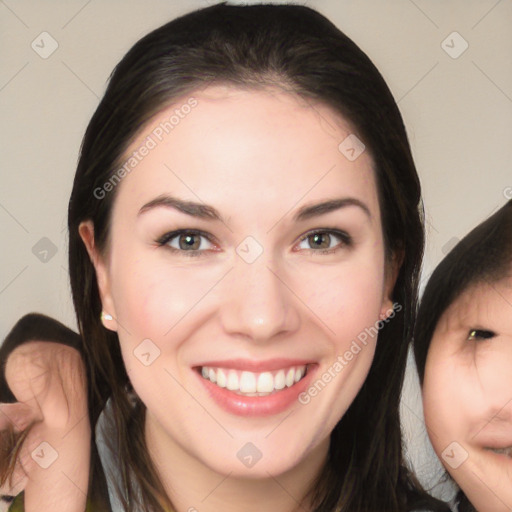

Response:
(484, 446), (512, 457)
(197, 364), (310, 396)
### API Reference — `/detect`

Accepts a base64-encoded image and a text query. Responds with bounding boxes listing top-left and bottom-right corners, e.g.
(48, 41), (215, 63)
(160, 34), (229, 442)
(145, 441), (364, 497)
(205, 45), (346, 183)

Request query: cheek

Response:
(301, 252), (387, 365)
(424, 349), (512, 444)
(109, 235), (387, 362)
(111, 256), (216, 339)
(423, 359), (467, 441)
(472, 351), (512, 397)
(327, 251), (386, 322)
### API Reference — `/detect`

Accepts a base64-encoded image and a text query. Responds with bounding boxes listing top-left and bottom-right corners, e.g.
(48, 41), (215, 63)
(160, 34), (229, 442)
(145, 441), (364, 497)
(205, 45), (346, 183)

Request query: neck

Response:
(144, 412), (330, 512)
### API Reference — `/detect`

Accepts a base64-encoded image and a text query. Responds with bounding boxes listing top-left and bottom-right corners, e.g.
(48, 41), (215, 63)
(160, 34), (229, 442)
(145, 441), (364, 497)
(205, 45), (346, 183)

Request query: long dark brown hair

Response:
(4, 2), (452, 511)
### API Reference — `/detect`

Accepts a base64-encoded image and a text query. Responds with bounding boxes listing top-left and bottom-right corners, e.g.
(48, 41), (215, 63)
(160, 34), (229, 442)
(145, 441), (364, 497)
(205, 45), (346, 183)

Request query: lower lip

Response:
(194, 365), (318, 417)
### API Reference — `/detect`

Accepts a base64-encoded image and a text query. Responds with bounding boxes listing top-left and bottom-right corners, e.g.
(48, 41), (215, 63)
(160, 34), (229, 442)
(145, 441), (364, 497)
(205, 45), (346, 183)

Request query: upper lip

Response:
(473, 432), (512, 450)
(484, 446), (512, 452)
(193, 358), (315, 372)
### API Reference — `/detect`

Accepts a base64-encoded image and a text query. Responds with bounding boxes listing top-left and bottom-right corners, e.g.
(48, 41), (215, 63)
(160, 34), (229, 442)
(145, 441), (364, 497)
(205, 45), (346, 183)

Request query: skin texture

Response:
(80, 85), (397, 512)
(423, 277), (512, 512)
(1, 341), (90, 512)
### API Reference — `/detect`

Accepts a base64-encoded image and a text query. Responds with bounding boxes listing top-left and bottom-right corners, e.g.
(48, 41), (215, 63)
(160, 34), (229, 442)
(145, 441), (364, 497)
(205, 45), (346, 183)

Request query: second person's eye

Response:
(467, 329), (496, 341)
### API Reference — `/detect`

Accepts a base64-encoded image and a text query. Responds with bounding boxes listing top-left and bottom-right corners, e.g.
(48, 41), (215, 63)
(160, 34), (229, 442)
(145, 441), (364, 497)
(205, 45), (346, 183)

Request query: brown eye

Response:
(308, 232), (332, 249)
(467, 329), (496, 341)
(296, 229), (352, 254)
(156, 229), (216, 258)
(177, 233), (201, 250)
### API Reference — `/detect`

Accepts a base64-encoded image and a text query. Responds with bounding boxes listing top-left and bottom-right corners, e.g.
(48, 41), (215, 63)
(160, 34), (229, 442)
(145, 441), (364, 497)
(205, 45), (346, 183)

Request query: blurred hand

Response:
(0, 341), (90, 512)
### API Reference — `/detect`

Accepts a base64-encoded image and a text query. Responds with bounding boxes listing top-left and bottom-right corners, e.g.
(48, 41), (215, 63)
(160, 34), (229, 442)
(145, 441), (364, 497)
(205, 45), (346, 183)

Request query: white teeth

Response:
(274, 370), (285, 390)
(240, 371), (257, 393)
(285, 368), (295, 387)
(216, 368), (227, 388)
(199, 365), (308, 395)
(257, 372), (274, 393)
(227, 370), (238, 391)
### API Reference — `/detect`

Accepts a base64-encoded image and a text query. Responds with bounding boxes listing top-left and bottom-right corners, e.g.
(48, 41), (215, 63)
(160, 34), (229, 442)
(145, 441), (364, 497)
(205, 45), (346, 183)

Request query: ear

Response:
(78, 220), (118, 332)
(379, 249), (403, 320)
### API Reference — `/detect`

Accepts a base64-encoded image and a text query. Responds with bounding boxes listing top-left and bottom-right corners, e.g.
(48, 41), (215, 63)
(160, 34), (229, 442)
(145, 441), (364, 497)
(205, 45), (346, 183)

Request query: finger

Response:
(4, 344), (52, 411)
(2, 341), (91, 512)
(5, 342), (87, 429)
(36, 347), (89, 431)
(0, 403), (37, 432)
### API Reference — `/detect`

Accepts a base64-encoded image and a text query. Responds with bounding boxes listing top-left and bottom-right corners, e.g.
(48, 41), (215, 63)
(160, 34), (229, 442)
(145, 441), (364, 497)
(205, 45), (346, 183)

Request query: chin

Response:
(208, 454), (306, 480)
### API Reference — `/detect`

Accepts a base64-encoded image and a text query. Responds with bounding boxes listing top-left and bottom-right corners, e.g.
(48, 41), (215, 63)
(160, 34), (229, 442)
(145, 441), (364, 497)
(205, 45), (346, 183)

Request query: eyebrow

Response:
(138, 195), (372, 222)
(138, 195), (224, 221)
(293, 198), (371, 222)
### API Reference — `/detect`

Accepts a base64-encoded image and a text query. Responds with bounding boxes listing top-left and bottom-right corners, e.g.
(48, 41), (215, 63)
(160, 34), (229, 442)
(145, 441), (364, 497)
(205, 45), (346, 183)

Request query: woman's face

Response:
(82, 85), (395, 479)
(423, 276), (512, 511)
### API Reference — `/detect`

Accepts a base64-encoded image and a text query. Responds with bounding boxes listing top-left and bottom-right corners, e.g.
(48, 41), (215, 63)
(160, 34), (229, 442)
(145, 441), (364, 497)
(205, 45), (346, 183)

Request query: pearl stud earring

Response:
(101, 311), (113, 322)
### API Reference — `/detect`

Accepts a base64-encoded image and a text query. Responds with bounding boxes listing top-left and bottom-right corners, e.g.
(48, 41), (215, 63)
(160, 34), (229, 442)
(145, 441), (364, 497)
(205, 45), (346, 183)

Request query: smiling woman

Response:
(0, 2), (452, 511)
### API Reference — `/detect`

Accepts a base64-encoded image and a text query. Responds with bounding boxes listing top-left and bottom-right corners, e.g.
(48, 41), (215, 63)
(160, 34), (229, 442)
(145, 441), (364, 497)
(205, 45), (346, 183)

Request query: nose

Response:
(219, 253), (300, 343)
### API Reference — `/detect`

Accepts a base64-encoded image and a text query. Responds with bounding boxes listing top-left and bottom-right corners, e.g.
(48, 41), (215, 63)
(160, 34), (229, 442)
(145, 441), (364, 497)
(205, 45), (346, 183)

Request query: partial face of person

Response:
(81, 85), (395, 478)
(423, 276), (512, 511)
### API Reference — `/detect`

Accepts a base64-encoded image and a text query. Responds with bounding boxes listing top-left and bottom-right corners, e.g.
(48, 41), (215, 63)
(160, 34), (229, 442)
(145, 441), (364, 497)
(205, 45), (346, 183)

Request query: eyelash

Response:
(155, 228), (352, 258)
(467, 329), (496, 341)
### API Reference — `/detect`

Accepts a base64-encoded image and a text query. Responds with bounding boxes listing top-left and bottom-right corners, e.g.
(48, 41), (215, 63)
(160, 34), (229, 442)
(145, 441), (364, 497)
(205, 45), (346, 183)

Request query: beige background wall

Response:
(1, 0), (511, 497)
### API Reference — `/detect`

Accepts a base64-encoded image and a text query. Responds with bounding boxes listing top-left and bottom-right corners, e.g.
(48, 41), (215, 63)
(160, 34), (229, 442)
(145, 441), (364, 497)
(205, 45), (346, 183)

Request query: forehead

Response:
(112, 84), (379, 221)
(437, 277), (512, 332)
